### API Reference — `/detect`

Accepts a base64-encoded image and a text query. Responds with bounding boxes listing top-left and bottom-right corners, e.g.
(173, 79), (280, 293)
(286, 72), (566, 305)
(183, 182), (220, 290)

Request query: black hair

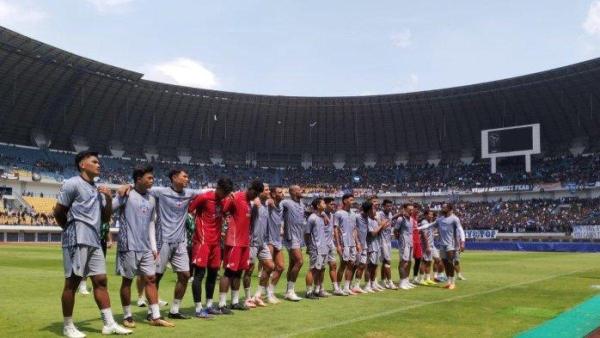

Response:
(169, 168), (187, 181)
(342, 193), (354, 202)
(311, 198), (323, 210)
(216, 177), (234, 195)
(402, 202), (412, 209)
(323, 197), (334, 204)
(132, 165), (154, 183)
(444, 203), (454, 211)
(382, 199), (393, 206)
(74, 151), (99, 172)
(362, 201), (373, 213)
(248, 180), (264, 194)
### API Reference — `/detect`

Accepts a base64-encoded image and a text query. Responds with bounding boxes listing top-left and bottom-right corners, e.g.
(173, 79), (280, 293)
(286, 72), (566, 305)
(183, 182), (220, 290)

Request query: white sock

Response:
(344, 281), (350, 291)
(206, 299), (213, 308)
(232, 290), (240, 304)
(254, 287), (262, 298)
(100, 308), (115, 326)
(122, 305), (132, 318)
(450, 276), (455, 284)
(306, 285), (313, 294)
(333, 282), (340, 291)
(63, 316), (74, 328)
(315, 285), (321, 293)
(267, 284), (274, 297)
(219, 293), (227, 307)
(195, 302), (203, 312)
(287, 281), (295, 293)
(244, 287), (251, 299)
(170, 299), (181, 314)
(261, 286), (268, 295)
(150, 304), (160, 320)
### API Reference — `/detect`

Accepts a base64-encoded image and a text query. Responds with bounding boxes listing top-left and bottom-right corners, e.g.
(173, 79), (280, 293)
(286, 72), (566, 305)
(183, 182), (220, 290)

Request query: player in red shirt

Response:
(187, 178), (234, 318)
(217, 180), (264, 313)
(411, 207), (424, 284)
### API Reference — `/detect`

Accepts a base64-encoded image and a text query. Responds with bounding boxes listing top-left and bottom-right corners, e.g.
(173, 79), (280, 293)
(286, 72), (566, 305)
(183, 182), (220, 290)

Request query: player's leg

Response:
(352, 251), (366, 293)
(442, 249), (456, 289)
(254, 246), (273, 305)
(243, 246), (257, 307)
(204, 244), (221, 314)
(192, 267), (207, 316)
(267, 246), (285, 303)
(167, 243), (191, 319)
(229, 246), (250, 310)
(285, 247), (304, 300)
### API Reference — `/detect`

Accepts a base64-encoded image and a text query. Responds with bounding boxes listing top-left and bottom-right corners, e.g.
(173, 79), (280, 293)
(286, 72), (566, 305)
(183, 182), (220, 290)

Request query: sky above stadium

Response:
(2, 1), (600, 96)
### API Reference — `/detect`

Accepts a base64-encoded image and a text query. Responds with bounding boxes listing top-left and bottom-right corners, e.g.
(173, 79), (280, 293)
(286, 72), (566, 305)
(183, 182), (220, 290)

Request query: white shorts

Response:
(310, 252), (327, 270)
(249, 244), (272, 265)
(439, 245), (457, 261)
(399, 244), (413, 262)
(326, 244), (337, 263)
(342, 246), (357, 263)
(63, 245), (106, 278)
(157, 242), (190, 274)
(380, 241), (392, 263)
(116, 250), (156, 279)
(368, 251), (380, 265)
(355, 249), (367, 266)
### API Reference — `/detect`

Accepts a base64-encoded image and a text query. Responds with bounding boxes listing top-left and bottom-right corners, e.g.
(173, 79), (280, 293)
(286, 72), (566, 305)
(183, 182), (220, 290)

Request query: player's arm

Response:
(188, 193), (205, 215)
(456, 218), (466, 252)
(353, 226), (362, 252)
(98, 186), (113, 224)
(304, 218), (312, 254)
(149, 199), (158, 260)
(417, 220), (436, 231)
(53, 180), (76, 230)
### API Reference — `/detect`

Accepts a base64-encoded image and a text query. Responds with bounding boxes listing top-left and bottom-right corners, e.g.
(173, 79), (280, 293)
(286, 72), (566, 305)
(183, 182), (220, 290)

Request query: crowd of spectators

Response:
(1, 145), (600, 192)
(0, 208), (56, 226)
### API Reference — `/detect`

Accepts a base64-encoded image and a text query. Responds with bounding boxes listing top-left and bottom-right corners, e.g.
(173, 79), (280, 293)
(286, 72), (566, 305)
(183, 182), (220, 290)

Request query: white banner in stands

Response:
(572, 225), (600, 239)
(471, 185), (532, 193)
(465, 230), (498, 239)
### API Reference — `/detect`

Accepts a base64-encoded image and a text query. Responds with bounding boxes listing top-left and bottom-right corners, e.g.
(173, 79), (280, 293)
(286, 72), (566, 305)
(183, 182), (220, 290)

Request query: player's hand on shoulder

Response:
(116, 184), (132, 197)
(153, 251), (158, 261)
(98, 186), (112, 197)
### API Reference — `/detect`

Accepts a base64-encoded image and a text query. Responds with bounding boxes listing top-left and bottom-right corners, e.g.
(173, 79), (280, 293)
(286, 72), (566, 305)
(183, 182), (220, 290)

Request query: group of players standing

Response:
(54, 151), (466, 338)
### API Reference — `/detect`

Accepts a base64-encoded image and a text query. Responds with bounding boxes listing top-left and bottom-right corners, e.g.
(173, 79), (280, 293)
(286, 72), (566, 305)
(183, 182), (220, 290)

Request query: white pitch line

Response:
(277, 268), (591, 338)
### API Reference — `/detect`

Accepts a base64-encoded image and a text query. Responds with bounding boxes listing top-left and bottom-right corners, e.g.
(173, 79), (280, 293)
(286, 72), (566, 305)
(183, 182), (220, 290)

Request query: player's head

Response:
(75, 151), (100, 177)
(368, 195), (379, 210)
(215, 177), (234, 200)
(289, 185), (303, 199)
(362, 201), (375, 218)
(442, 203), (453, 216)
(132, 165), (154, 190)
(260, 183), (271, 200)
(169, 168), (189, 190)
(402, 202), (414, 216)
(382, 199), (393, 213)
(247, 180), (264, 200)
(323, 197), (335, 212)
(341, 193), (354, 209)
(423, 208), (436, 222)
(270, 185), (284, 203)
(311, 197), (325, 212)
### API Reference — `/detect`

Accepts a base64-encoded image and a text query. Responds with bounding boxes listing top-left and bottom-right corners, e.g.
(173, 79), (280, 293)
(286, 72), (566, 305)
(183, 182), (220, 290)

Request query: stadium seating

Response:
(22, 196), (57, 214)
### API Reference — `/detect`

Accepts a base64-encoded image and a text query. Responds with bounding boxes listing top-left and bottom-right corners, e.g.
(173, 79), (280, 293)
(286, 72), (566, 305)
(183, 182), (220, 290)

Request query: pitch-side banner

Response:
(471, 185), (532, 193)
(572, 225), (600, 239)
(465, 230), (498, 239)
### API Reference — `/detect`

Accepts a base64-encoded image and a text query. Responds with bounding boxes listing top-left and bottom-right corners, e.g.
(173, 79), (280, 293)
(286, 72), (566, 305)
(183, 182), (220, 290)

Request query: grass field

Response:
(0, 245), (599, 338)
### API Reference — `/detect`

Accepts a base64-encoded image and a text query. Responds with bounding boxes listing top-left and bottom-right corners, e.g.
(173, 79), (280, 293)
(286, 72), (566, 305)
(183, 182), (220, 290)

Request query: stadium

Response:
(1, 3), (600, 337)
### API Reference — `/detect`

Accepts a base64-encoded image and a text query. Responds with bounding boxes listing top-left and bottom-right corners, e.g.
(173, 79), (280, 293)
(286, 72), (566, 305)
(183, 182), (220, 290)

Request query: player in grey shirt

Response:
(333, 193), (360, 295)
(281, 185), (306, 301)
(304, 198), (329, 299)
(322, 197), (344, 296)
(113, 165), (173, 328)
(365, 201), (390, 293)
(394, 203), (415, 290)
(264, 186), (286, 303)
(245, 184), (275, 307)
(54, 151), (131, 337)
(353, 208), (370, 293)
(377, 199), (397, 289)
(418, 203), (465, 290)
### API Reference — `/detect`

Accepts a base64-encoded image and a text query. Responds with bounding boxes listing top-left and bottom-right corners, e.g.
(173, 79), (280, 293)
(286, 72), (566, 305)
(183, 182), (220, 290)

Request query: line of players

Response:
(54, 151), (465, 338)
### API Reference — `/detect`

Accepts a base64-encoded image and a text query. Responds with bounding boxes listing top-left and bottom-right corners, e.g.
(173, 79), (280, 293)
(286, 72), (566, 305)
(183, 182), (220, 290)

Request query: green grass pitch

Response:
(0, 245), (599, 337)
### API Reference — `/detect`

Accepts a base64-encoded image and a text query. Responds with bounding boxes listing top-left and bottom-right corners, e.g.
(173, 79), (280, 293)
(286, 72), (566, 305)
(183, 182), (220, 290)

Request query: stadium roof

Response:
(1, 25), (599, 166)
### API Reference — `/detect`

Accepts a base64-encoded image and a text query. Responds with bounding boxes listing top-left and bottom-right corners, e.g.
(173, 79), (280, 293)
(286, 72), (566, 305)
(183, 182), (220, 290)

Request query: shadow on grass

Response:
(41, 318), (102, 337)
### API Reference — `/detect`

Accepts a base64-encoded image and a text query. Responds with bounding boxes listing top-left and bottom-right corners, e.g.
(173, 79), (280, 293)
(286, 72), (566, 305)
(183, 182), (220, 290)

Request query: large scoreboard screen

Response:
(488, 126), (533, 154)
(481, 124), (540, 158)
